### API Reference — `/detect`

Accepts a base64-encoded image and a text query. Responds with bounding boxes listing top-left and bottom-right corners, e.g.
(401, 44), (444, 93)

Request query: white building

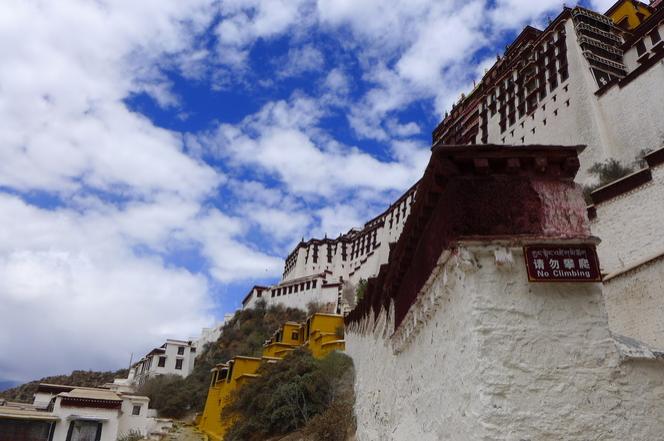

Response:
(0, 383), (169, 441)
(192, 313), (235, 355)
(434, 1), (664, 184)
(133, 339), (197, 386)
(242, 184), (417, 313)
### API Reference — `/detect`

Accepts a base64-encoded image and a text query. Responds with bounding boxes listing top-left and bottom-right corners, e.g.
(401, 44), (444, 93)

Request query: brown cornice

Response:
(591, 168), (653, 204)
(645, 146), (664, 167)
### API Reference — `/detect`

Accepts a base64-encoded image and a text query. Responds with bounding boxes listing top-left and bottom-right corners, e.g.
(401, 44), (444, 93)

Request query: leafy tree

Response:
(355, 279), (367, 303)
(588, 159), (633, 184)
(583, 158), (634, 204)
(223, 349), (355, 441)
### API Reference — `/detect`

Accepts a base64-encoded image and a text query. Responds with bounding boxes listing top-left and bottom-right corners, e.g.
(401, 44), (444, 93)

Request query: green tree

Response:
(223, 349), (355, 441)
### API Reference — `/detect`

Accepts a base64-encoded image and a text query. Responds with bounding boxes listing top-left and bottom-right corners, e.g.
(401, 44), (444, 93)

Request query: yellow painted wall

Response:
(607, 0), (652, 30)
(198, 357), (262, 441)
(262, 322), (303, 358)
(305, 313), (345, 358)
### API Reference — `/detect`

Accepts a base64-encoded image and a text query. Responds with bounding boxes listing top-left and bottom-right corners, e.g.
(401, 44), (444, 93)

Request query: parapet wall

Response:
(589, 146), (664, 350)
(344, 144), (664, 440)
(346, 243), (664, 440)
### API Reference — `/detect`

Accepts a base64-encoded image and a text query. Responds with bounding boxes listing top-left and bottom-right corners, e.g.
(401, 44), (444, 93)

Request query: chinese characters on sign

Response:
(523, 244), (601, 282)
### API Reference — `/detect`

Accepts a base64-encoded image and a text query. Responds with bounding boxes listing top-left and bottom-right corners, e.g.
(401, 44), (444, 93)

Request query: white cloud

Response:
(0, 194), (211, 381)
(0, 0), (289, 381)
(316, 0), (568, 138)
(0, 0), (221, 199)
(207, 95), (426, 197)
(277, 45), (326, 78)
(0, 0), (581, 382)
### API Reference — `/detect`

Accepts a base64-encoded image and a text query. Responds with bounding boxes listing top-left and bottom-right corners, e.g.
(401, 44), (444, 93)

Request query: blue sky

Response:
(0, 0), (611, 381)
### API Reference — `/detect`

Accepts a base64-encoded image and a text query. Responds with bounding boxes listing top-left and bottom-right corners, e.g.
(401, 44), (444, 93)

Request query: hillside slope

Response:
(0, 369), (128, 403)
(138, 300), (309, 418)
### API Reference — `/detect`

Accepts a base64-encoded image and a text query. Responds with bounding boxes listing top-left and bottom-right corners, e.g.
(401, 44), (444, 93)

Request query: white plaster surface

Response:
(346, 244), (664, 440)
(604, 257), (664, 351)
(481, 19), (664, 184)
(591, 164), (664, 274)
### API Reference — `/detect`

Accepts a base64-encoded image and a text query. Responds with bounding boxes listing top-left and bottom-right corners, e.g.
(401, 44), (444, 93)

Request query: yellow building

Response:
(199, 313), (346, 440)
(262, 321), (303, 358)
(198, 356), (263, 441)
(605, 0), (653, 30)
(304, 313), (345, 358)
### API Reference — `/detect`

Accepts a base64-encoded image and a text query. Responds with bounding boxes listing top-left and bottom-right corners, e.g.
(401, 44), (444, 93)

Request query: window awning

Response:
(66, 415), (110, 422)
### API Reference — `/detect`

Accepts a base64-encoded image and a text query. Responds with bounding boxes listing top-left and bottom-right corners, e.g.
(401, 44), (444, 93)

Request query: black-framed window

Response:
(175, 358), (183, 370)
(177, 346), (185, 356)
(650, 28), (661, 45)
(158, 356), (166, 367)
(66, 420), (102, 441)
(132, 405), (141, 416)
(636, 40), (646, 56)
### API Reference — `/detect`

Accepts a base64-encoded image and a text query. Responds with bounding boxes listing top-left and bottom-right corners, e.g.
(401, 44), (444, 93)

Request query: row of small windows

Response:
(635, 27), (662, 57)
(140, 354), (187, 372)
(500, 96), (571, 144)
(387, 197), (413, 230)
(271, 279), (319, 297)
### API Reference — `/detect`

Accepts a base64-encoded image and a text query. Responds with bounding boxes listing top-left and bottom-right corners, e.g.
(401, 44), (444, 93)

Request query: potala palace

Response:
(245, 0), (664, 439)
(2, 0), (664, 440)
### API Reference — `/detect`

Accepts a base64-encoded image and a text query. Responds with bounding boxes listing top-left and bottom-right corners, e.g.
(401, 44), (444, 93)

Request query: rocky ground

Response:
(161, 424), (207, 441)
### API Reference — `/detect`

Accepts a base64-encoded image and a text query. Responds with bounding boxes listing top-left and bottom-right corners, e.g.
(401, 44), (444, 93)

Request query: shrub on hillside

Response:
(139, 301), (308, 417)
(223, 349), (355, 441)
(137, 374), (190, 419)
(0, 369), (128, 403)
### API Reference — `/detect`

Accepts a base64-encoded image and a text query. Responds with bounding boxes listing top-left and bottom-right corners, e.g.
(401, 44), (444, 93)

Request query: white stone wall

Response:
(346, 244), (664, 440)
(261, 281), (340, 312)
(589, 160), (664, 351)
(597, 60), (664, 165)
(603, 257), (664, 350)
(117, 396), (152, 437)
(591, 164), (664, 274)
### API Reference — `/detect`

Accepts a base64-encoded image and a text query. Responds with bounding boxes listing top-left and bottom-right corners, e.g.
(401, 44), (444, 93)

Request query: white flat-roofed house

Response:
(133, 339), (197, 385)
(0, 383), (163, 441)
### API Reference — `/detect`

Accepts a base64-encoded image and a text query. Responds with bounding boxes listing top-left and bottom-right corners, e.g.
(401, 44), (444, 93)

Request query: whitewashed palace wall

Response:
(597, 20), (664, 163)
(590, 153), (664, 350)
(242, 186), (416, 311)
(483, 20), (613, 184)
(479, 15), (664, 184)
(346, 244), (664, 441)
